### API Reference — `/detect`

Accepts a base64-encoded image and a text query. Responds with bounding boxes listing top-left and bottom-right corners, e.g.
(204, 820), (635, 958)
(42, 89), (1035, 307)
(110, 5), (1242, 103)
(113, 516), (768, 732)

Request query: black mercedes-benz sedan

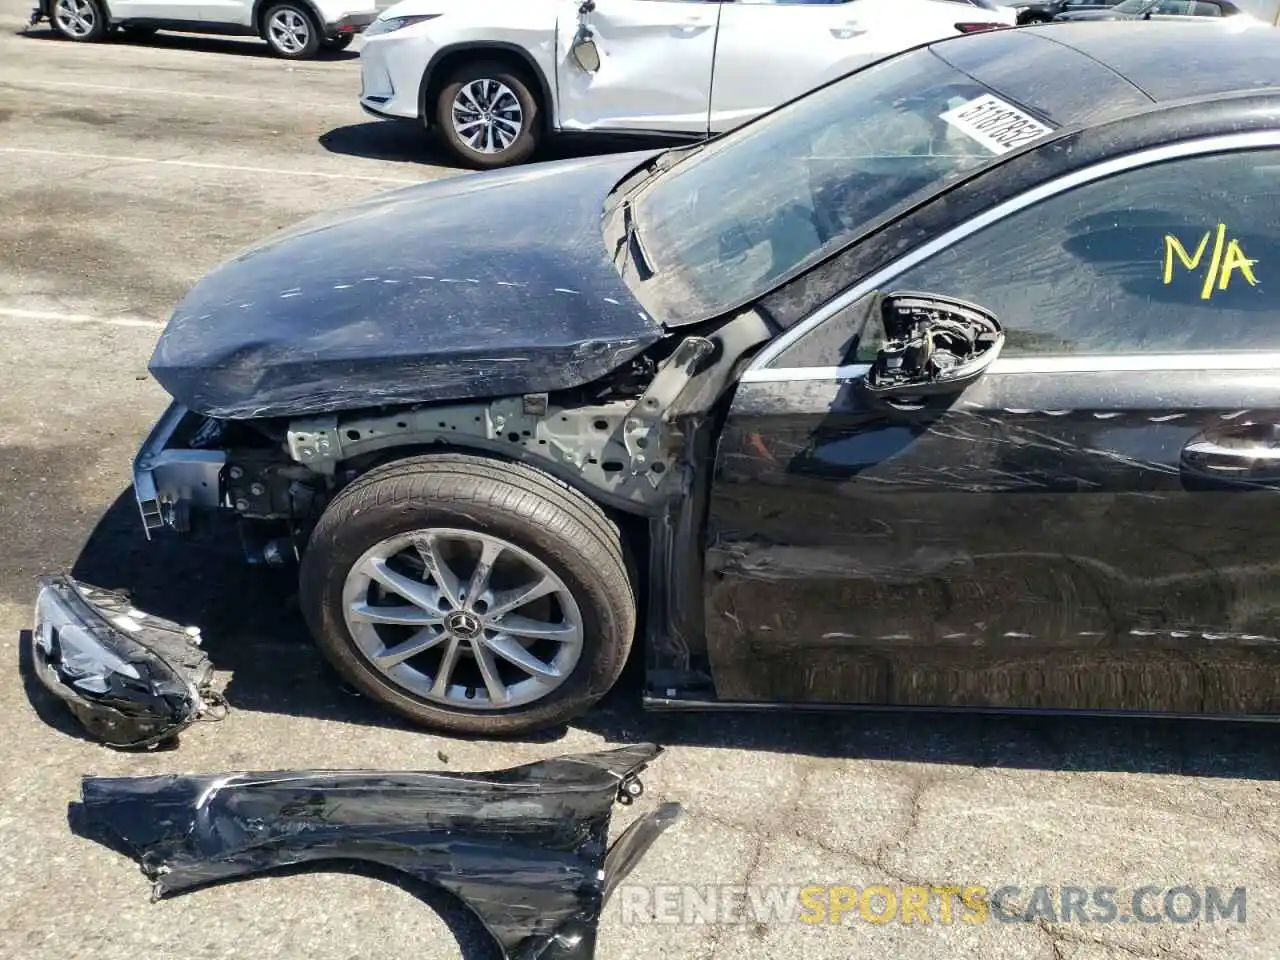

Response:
(33, 21), (1280, 738)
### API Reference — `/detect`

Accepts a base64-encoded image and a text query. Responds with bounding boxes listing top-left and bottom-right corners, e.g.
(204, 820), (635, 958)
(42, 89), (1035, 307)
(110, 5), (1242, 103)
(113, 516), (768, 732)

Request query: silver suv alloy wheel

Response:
(54, 0), (96, 37)
(267, 7), (310, 55)
(450, 79), (525, 155)
(341, 528), (584, 710)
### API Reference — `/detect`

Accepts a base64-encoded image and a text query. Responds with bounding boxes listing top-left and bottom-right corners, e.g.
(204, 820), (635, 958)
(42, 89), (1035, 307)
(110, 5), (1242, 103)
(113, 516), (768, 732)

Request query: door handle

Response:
(831, 23), (867, 39)
(1182, 437), (1280, 480)
(884, 396), (927, 412)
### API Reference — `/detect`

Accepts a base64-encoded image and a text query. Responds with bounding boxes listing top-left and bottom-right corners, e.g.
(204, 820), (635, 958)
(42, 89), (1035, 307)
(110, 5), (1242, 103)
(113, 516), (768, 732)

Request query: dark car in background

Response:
(1056, 0), (1251, 20)
(1008, 0), (1123, 24)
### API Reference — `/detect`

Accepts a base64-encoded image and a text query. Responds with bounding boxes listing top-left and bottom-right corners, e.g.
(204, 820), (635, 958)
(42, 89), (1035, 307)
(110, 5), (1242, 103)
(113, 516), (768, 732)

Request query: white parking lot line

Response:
(1, 78), (349, 108)
(0, 147), (422, 184)
(0, 307), (165, 329)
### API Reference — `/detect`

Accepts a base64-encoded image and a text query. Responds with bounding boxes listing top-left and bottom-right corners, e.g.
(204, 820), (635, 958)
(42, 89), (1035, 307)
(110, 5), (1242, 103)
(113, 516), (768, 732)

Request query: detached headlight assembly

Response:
(365, 13), (440, 36)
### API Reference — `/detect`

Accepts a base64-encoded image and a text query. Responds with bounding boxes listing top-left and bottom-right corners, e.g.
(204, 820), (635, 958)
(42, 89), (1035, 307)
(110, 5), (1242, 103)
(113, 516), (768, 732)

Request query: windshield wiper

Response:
(620, 139), (710, 204)
(653, 139), (707, 173)
(613, 199), (654, 281)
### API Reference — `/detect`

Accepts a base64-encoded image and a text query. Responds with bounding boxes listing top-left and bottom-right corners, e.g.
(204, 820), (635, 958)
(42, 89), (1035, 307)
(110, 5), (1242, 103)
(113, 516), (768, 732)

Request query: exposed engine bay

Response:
(132, 311), (775, 565)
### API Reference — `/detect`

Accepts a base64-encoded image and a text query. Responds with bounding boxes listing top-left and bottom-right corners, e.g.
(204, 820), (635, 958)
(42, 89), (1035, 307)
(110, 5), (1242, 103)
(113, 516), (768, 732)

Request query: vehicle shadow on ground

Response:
(18, 25), (358, 60)
(319, 119), (679, 170)
(26, 487), (1280, 781)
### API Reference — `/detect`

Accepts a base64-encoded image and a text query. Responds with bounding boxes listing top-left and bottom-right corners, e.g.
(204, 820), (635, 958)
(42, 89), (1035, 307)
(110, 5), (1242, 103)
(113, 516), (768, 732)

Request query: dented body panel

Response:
(704, 371), (1280, 715)
(148, 152), (663, 420)
(77, 745), (678, 960)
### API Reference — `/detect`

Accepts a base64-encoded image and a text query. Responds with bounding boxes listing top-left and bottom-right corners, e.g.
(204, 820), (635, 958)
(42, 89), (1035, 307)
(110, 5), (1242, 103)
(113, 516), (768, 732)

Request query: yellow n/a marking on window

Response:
(1163, 225), (1259, 300)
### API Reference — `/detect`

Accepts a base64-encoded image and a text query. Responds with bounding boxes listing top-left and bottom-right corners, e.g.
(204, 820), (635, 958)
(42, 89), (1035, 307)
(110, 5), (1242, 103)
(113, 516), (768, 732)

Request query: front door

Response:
(556, 0), (720, 135)
(704, 143), (1280, 716)
(198, 0), (253, 28)
(110, 0), (202, 22)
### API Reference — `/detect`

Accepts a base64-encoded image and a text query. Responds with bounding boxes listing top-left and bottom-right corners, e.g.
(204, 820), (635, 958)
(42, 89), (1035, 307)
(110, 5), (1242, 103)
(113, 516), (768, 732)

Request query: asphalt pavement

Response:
(1, 5), (1279, 959)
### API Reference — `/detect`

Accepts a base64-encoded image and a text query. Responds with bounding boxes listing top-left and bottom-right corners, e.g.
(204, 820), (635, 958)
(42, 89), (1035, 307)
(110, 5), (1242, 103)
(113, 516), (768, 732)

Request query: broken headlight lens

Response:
(29, 576), (219, 749)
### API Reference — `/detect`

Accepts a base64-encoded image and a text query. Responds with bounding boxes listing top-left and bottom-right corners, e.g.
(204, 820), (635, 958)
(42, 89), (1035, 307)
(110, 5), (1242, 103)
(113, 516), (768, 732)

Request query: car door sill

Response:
(556, 128), (705, 144)
(641, 696), (1280, 722)
(114, 18), (257, 35)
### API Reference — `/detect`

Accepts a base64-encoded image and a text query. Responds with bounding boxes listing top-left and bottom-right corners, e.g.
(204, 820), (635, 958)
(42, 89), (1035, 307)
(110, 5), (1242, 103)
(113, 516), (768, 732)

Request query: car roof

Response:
(930, 22), (1280, 128)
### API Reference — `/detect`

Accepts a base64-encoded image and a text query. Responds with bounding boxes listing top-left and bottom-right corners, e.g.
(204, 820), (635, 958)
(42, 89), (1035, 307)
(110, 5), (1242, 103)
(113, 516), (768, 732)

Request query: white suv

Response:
(33, 0), (377, 58)
(359, 0), (1016, 168)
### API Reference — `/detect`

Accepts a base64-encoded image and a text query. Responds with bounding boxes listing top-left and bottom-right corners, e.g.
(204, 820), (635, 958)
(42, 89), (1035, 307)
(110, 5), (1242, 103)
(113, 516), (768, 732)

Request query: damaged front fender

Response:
(286, 312), (774, 513)
(76, 744), (679, 960)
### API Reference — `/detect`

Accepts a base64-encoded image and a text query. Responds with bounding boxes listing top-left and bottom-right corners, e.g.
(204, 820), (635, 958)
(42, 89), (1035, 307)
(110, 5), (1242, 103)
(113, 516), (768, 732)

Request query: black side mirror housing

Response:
(858, 293), (1004, 401)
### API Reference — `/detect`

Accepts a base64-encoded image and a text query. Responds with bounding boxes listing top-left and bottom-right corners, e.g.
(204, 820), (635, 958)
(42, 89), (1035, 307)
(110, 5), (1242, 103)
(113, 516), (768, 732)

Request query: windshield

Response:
(622, 48), (1046, 326)
(1112, 0), (1152, 12)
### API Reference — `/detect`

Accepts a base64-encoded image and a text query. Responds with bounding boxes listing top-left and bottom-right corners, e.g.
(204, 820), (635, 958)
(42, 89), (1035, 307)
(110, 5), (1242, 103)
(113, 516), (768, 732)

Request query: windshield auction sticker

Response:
(939, 94), (1055, 155)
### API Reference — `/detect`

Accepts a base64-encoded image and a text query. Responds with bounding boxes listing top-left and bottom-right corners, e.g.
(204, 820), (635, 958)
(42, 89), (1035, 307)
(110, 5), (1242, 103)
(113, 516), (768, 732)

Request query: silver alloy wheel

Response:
(341, 528), (584, 710)
(450, 79), (524, 155)
(267, 7), (310, 54)
(54, 0), (95, 37)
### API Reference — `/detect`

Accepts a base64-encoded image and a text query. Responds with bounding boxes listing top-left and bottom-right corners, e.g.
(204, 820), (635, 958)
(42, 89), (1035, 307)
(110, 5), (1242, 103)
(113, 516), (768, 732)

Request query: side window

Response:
(1151, 0), (1192, 12)
(1190, 1), (1223, 13)
(888, 149), (1280, 355)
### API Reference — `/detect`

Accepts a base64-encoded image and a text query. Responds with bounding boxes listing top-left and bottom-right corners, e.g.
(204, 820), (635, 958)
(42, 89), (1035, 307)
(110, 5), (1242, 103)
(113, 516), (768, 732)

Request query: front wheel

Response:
(298, 454), (636, 736)
(50, 0), (108, 42)
(434, 60), (541, 170)
(261, 3), (320, 59)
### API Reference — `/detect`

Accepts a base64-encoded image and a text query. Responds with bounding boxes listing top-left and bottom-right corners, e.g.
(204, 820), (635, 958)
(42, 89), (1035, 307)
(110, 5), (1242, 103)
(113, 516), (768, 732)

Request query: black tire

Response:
(261, 2), (321, 59)
(434, 59), (541, 170)
(49, 0), (109, 42)
(298, 453), (636, 736)
(321, 33), (352, 51)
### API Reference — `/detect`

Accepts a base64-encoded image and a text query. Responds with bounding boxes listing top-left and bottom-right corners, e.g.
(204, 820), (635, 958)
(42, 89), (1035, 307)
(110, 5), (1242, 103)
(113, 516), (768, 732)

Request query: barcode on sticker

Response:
(939, 94), (1054, 155)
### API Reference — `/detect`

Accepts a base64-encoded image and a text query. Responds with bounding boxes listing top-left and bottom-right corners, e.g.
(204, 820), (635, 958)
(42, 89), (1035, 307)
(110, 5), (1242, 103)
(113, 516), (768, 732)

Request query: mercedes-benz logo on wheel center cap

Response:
(446, 611), (482, 639)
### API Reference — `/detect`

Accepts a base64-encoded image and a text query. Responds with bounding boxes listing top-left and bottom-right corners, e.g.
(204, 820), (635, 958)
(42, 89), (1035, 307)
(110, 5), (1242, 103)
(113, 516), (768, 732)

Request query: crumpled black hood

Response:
(149, 151), (666, 420)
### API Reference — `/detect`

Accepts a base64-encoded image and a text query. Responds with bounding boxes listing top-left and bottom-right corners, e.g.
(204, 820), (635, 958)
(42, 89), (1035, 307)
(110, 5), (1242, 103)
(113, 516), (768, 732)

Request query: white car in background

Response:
(359, 0), (1018, 168)
(32, 0), (376, 58)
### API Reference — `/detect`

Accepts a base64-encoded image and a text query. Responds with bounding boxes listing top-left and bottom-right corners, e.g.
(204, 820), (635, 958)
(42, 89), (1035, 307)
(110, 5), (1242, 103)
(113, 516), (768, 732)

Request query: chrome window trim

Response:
(993, 354), (1280, 374)
(739, 354), (1280, 385)
(744, 130), (1280, 381)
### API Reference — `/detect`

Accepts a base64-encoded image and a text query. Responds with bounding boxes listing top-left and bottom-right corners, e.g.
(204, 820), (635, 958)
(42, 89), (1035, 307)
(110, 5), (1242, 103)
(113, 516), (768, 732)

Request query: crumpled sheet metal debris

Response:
(77, 743), (680, 960)
(30, 575), (223, 749)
